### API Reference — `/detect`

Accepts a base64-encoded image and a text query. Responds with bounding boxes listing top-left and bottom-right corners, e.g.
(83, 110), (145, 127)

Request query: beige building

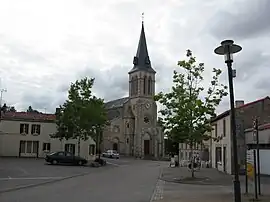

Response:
(102, 22), (164, 159)
(0, 111), (96, 160)
(210, 97), (270, 174)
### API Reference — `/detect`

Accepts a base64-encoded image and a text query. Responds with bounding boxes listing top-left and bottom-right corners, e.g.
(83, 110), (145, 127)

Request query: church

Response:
(102, 21), (165, 159)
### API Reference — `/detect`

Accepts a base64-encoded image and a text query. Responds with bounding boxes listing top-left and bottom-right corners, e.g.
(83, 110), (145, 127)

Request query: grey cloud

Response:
(254, 76), (270, 91)
(0, 39), (48, 64)
(234, 49), (269, 82)
(209, 0), (270, 40)
(21, 92), (66, 113)
(79, 65), (129, 102)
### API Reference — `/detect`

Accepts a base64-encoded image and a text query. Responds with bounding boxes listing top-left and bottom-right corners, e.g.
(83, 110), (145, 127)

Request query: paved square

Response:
(0, 158), (96, 192)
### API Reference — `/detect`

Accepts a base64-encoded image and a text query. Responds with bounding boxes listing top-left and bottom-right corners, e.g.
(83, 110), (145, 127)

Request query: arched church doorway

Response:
(112, 137), (119, 152)
(143, 132), (151, 156)
(113, 143), (118, 151)
(144, 140), (150, 155)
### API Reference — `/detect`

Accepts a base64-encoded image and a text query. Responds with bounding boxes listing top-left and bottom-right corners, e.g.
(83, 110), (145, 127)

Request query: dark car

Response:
(45, 151), (88, 166)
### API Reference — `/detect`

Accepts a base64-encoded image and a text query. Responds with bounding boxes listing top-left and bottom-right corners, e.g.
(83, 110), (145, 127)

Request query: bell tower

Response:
(128, 18), (156, 98)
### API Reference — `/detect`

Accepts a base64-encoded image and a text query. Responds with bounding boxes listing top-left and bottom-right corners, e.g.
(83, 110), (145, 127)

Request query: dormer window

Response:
(31, 124), (41, 135)
(145, 56), (150, 65)
(20, 124), (29, 135)
(133, 57), (138, 65)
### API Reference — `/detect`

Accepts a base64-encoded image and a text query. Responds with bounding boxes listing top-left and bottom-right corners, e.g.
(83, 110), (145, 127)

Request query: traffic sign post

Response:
(253, 118), (261, 195)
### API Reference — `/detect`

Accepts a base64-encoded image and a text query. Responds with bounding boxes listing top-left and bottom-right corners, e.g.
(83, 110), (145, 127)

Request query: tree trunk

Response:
(96, 128), (101, 159)
(78, 137), (81, 157)
(190, 142), (195, 178)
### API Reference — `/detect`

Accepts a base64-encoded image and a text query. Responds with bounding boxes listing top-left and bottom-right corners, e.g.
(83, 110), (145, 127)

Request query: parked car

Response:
(45, 151), (88, 166)
(102, 150), (120, 159)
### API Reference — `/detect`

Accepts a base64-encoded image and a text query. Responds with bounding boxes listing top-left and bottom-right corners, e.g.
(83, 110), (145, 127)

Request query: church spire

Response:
(129, 14), (156, 74)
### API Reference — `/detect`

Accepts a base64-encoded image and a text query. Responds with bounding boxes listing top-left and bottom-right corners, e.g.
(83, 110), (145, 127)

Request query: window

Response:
(126, 138), (129, 144)
(134, 76), (138, 95)
(113, 125), (120, 133)
(66, 152), (73, 156)
(57, 152), (65, 156)
(43, 143), (51, 151)
(31, 124), (41, 135)
(26, 141), (32, 153)
(144, 117), (150, 123)
(20, 140), (39, 154)
(33, 141), (38, 153)
(223, 119), (226, 137)
(131, 77), (134, 96)
(216, 147), (222, 163)
(65, 144), (75, 155)
(143, 76), (147, 94)
(148, 77), (152, 94)
(20, 141), (26, 153)
(214, 124), (218, 137)
(126, 122), (130, 128)
(89, 144), (95, 155)
(20, 124), (29, 134)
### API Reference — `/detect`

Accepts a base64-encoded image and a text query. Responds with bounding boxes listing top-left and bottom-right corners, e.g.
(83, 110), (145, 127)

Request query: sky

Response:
(0, 0), (269, 114)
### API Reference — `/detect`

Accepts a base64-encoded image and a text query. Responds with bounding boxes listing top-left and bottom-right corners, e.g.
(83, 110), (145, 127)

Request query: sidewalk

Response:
(159, 167), (270, 202)
(160, 166), (233, 185)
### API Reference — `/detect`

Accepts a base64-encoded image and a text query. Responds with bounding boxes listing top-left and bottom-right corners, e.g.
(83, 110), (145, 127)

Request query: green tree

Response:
(51, 77), (108, 156)
(155, 50), (228, 177)
(27, 106), (40, 113)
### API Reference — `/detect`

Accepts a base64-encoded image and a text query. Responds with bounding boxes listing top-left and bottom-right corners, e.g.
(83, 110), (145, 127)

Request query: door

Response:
(19, 140), (39, 157)
(144, 140), (150, 155)
(65, 144), (75, 155)
(223, 147), (227, 172)
(113, 143), (118, 151)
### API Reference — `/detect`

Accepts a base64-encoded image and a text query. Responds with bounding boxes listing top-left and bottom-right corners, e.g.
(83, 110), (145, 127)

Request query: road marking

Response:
(106, 162), (121, 166)
(0, 177), (64, 181)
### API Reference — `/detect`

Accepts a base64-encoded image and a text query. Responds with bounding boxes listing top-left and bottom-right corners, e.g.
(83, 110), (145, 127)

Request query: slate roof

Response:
(211, 96), (270, 123)
(129, 22), (156, 74)
(104, 97), (129, 109)
(1, 112), (56, 122)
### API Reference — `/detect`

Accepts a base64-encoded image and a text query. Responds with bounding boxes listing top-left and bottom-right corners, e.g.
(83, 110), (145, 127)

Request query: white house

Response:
(0, 111), (96, 160)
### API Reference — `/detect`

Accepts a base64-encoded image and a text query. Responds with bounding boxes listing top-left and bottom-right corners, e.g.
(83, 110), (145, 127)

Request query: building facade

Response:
(102, 22), (164, 159)
(245, 123), (270, 176)
(210, 97), (270, 174)
(0, 112), (96, 159)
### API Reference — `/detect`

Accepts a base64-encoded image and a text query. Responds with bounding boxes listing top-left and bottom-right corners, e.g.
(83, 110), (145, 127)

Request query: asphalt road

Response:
(0, 158), (165, 202)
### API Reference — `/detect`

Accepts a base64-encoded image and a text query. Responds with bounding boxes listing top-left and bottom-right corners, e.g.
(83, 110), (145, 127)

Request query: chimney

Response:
(55, 107), (61, 115)
(235, 100), (244, 108)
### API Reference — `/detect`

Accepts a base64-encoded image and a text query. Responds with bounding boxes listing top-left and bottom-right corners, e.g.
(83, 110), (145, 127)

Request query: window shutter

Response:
(31, 125), (34, 134)
(25, 124), (29, 134)
(65, 144), (68, 152)
(20, 124), (24, 134)
(37, 125), (41, 134)
(48, 143), (51, 151)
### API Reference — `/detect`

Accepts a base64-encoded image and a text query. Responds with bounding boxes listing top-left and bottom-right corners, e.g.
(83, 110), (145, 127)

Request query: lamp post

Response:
(214, 40), (242, 202)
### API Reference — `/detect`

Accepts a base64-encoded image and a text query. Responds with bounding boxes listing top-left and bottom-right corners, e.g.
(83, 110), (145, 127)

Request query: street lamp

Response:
(214, 40), (242, 202)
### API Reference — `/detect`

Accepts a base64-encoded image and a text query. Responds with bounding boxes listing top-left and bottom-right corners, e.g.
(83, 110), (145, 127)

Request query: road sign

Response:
(246, 150), (255, 180)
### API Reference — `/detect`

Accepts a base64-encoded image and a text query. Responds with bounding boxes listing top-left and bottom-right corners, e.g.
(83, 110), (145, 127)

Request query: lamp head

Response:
(214, 40), (242, 63)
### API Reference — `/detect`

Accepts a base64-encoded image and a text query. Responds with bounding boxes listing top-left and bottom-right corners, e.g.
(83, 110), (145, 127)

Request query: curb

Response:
(150, 165), (165, 202)
(159, 177), (231, 186)
(0, 165), (114, 194)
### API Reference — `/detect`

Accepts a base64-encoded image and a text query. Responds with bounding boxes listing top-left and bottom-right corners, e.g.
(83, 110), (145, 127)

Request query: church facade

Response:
(102, 22), (164, 159)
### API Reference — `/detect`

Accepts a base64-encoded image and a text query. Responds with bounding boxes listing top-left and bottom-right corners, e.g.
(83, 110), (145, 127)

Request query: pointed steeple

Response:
(129, 19), (156, 74)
